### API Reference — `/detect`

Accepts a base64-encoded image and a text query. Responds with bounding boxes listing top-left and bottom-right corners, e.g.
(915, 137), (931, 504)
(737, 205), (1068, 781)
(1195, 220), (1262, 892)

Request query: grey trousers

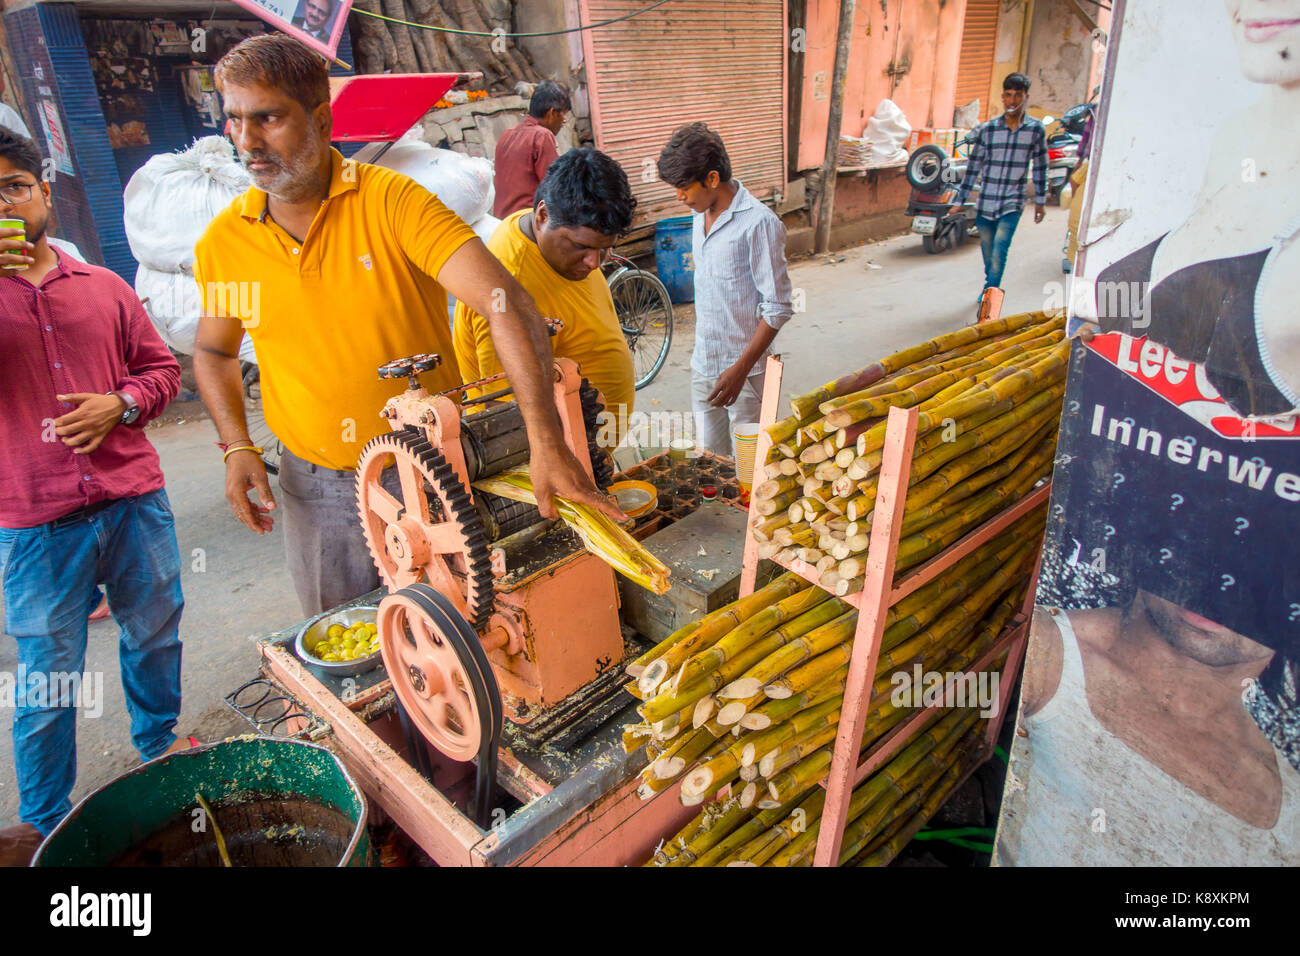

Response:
(278, 446), (399, 617)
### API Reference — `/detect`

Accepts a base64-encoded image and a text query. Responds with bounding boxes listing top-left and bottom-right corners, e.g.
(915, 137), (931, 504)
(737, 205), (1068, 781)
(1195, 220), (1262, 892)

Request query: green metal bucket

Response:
(33, 736), (371, 867)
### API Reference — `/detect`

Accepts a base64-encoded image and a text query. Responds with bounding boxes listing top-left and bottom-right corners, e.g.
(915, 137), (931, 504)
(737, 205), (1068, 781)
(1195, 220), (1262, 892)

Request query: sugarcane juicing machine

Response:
(353, 352), (631, 811)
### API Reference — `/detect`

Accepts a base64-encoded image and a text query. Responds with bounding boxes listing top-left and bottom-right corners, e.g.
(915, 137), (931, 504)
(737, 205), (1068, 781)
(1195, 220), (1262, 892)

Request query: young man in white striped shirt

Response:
(658, 123), (793, 458)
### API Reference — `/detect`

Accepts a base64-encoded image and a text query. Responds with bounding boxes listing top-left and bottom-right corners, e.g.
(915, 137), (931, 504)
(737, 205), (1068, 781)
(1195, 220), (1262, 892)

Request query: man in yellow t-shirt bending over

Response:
(454, 148), (635, 435)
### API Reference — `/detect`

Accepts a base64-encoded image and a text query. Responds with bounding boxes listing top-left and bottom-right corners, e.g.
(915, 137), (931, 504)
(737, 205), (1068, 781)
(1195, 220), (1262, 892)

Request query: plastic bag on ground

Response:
(863, 99), (912, 167)
(123, 136), (249, 273)
(135, 264), (256, 362)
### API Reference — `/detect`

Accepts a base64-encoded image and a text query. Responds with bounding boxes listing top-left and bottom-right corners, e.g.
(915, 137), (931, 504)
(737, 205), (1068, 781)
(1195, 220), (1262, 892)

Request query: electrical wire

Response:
(351, 0), (675, 38)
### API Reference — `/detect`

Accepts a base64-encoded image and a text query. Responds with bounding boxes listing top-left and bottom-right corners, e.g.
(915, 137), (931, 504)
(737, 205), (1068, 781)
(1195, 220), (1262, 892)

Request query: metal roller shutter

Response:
(954, 0), (1000, 121)
(579, 0), (787, 227)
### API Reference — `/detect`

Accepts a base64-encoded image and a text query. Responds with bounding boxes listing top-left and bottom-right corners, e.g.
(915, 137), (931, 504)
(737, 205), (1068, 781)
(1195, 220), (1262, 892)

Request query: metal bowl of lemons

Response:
(294, 606), (383, 678)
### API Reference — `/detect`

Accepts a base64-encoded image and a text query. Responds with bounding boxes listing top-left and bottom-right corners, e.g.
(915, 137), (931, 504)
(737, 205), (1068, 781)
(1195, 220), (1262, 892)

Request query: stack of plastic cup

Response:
(732, 423), (761, 504)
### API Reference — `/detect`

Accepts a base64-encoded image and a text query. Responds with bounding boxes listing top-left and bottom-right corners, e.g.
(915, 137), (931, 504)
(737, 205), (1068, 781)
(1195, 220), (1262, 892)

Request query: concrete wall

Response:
(987, 0), (1033, 122)
(797, 0), (967, 171)
(1024, 0), (1093, 115)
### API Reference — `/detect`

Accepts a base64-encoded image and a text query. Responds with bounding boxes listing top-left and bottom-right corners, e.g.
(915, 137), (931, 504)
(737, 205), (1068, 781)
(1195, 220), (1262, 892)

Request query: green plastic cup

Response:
(0, 217), (26, 270)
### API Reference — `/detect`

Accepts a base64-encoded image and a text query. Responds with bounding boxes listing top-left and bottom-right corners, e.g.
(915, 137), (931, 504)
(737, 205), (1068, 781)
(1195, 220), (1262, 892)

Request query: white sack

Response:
(123, 136), (249, 273)
(863, 99), (912, 167)
(375, 140), (495, 225)
(135, 264), (256, 363)
(470, 213), (501, 244)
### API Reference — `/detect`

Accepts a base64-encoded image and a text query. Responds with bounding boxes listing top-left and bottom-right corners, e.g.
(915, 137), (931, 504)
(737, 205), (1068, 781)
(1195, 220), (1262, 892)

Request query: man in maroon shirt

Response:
(0, 130), (188, 841)
(492, 81), (570, 218)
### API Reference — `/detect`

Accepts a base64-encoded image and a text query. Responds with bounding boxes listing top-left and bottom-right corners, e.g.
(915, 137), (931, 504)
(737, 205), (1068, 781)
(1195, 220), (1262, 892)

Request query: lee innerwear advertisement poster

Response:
(994, 0), (1300, 865)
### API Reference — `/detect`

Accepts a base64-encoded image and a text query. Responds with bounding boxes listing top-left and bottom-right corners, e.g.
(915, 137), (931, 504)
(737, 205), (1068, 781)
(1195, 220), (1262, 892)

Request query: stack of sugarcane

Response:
(752, 310), (1066, 596)
(623, 505), (1042, 866)
(647, 704), (989, 866)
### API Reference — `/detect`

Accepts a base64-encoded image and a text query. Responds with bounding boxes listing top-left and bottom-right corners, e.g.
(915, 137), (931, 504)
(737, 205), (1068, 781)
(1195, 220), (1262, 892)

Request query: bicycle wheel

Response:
(609, 266), (673, 389)
(240, 363), (283, 475)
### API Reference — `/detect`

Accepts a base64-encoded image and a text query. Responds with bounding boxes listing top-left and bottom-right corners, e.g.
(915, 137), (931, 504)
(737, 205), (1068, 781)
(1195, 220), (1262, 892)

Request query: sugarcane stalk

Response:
(786, 311), (1044, 420)
(650, 724), (716, 779)
(667, 797), (758, 866)
(640, 588), (838, 724)
(691, 793), (809, 867)
(681, 698), (841, 798)
(633, 573), (807, 697)
(676, 593), (849, 691)
(763, 707), (972, 866)
(898, 431), (1056, 537)
(756, 489), (798, 516)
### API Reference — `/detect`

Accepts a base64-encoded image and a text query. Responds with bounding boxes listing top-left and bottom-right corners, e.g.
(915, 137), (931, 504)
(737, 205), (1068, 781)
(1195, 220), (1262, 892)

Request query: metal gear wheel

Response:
(355, 428), (496, 630)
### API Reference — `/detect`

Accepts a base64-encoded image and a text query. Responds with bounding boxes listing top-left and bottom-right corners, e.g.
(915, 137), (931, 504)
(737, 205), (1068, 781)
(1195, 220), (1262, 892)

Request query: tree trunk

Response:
(381, 0), (421, 73)
(814, 0), (856, 254)
(409, 0), (473, 73)
(350, 0), (399, 73)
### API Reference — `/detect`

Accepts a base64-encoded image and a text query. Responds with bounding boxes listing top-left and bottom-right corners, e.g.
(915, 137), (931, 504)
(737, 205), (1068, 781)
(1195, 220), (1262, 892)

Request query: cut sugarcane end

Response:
(693, 696), (716, 729)
(681, 767), (714, 798)
(653, 756), (686, 780)
(765, 684), (793, 700)
(716, 701), (748, 725)
(739, 713), (771, 730)
(720, 678), (762, 699)
(637, 658), (669, 696)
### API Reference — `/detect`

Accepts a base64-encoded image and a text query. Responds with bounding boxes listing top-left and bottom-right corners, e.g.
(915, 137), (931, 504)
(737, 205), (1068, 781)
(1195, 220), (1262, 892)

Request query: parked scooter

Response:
(904, 137), (978, 255)
(1043, 101), (1096, 205)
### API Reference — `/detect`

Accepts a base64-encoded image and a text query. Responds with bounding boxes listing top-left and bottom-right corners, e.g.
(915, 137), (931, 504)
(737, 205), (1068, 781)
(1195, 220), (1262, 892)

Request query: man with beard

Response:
(0, 129), (189, 844)
(193, 35), (620, 616)
(1001, 591), (1300, 865)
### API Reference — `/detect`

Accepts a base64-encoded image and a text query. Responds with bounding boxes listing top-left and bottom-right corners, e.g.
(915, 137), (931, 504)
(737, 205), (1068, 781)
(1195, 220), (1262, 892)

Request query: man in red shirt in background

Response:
(0, 130), (188, 846)
(492, 81), (570, 218)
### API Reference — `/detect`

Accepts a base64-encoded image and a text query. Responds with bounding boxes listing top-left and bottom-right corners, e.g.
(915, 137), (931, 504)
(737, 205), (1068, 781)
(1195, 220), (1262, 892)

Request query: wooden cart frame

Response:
(736, 348), (1044, 867)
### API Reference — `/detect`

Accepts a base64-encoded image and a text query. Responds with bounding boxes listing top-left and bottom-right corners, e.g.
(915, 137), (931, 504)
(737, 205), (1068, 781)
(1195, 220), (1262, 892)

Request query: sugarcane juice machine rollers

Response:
(354, 352), (625, 800)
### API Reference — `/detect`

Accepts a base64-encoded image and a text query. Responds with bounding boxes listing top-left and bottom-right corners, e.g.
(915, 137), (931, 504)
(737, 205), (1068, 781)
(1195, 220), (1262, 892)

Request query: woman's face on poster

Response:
(1225, 0), (1300, 84)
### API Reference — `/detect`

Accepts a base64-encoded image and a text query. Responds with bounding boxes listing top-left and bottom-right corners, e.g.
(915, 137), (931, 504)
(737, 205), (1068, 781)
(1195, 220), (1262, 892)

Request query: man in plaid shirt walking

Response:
(956, 72), (1048, 302)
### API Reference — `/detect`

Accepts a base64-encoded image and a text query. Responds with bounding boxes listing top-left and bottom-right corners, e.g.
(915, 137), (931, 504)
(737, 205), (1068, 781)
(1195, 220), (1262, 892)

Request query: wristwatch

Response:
(109, 390), (140, 425)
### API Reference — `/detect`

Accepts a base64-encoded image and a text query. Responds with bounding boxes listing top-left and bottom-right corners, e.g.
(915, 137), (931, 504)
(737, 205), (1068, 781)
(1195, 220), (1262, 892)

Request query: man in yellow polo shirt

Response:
(192, 35), (618, 615)
(454, 148), (635, 436)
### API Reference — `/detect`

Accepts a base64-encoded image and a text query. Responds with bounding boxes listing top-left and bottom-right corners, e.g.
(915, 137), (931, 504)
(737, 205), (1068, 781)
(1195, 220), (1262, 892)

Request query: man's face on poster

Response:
(304, 0), (333, 34)
(1140, 590), (1273, 668)
(1225, 0), (1300, 84)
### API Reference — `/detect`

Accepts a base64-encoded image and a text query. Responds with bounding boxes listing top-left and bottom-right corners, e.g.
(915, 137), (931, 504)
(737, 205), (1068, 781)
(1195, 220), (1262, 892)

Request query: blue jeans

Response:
(975, 210), (1023, 291)
(0, 489), (184, 835)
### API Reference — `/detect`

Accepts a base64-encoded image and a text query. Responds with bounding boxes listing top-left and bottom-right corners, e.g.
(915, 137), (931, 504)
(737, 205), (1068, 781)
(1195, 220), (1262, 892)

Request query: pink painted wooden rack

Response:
(737, 352), (1046, 868)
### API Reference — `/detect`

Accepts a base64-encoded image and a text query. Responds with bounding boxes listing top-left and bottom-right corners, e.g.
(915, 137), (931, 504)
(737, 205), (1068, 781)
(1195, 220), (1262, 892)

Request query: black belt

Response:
(49, 498), (117, 530)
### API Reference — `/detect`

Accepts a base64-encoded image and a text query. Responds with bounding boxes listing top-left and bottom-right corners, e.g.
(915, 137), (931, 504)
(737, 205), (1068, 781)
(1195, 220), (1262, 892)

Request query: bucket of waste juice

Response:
(33, 736), (371, 867)
(654, 215), (695, 303)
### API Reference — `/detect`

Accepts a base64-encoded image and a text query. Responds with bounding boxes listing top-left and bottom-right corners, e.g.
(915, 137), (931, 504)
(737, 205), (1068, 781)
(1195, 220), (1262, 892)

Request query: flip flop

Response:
(88, 597), (110, 622)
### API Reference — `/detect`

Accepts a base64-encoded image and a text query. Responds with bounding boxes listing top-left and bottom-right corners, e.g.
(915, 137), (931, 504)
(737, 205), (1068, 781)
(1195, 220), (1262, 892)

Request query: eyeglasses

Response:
(0, 182), (37, 204)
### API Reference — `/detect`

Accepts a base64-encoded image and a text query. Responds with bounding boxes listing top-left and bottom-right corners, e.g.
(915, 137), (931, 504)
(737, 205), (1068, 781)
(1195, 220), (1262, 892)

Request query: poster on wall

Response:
(229, 0), (353, 60)
(995, 0), (1300, 866)
(37, 100), (74, 176)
